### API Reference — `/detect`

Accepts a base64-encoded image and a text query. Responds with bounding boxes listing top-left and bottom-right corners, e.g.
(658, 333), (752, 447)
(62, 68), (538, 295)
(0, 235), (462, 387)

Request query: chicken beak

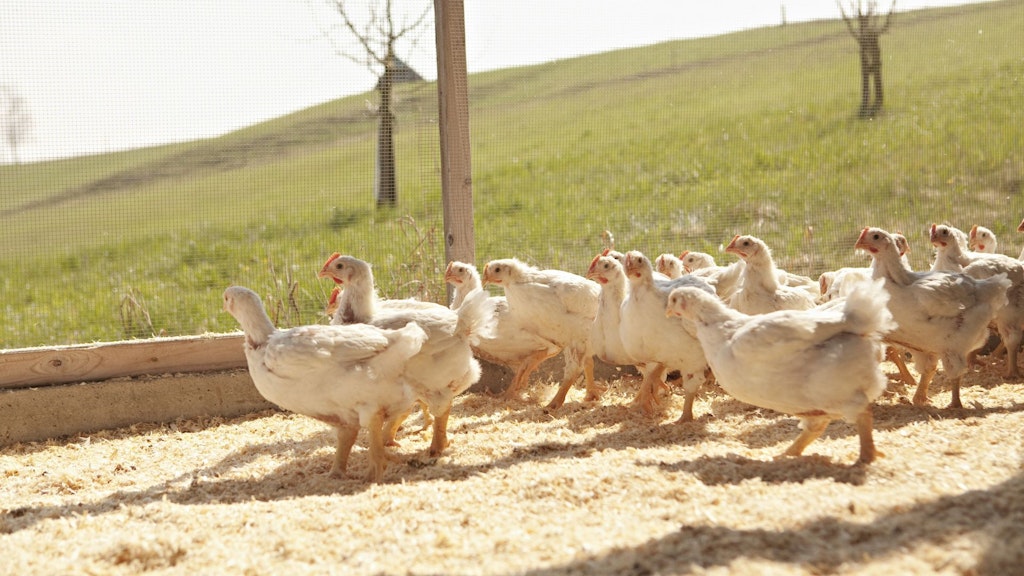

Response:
(1018, 218), (1024, 233)
(853, 227), (875, 253)
(318, 252), (342, 279)
(724, 235), (742, 257)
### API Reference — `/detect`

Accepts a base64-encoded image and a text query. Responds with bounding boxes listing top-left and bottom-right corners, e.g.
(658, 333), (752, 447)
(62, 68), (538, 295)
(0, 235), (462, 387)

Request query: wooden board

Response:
(0, 369), (272, 445)
(0, 334), (246, 390)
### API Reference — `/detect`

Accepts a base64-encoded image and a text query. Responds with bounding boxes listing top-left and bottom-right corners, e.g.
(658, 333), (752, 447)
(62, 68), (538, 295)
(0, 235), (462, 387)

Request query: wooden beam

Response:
(0, 370), (272, 445)
(434, 0), (474, 268)
(0, 334), (246, 390)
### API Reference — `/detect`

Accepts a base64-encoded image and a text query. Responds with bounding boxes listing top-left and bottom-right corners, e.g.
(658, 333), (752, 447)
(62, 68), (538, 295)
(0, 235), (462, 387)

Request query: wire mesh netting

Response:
(1, 1), (1022, 350)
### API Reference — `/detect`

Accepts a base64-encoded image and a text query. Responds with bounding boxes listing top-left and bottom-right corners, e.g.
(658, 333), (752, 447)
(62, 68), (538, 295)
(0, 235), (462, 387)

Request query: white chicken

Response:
(482, 258), (602, 409)
(222, 286), (427, 482)
(665, 279), (894, 464)
(323, 288), (438, 442)
(817, 267), (873, 303)
(969, 224), (998, 254)
(318, 254), (496, 457)
(444, 261), (561, 397)
(819, 230), (913, 302)
(929, 223), (1024, 378)
(680, 250), (746, 301)
(654, 253), (684, 279)
(855, 227), (1009, 407)
(585, 251), (638, 369)
(818, 232), (918, 390)
(1018, 218), (1024, 260)
(724, 234), (817, 315)
(620, 250), (715, 421)
(319, 253), (438, 324)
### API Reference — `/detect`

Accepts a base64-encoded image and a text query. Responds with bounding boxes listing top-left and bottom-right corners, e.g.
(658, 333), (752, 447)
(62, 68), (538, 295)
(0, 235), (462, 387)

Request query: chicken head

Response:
(318, 253), (371, 286)
(724, 235), (764, 261)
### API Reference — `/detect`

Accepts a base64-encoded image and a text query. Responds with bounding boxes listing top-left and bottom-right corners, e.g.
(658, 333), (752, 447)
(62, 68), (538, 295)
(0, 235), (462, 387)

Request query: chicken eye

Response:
(872, 233), (881, 240)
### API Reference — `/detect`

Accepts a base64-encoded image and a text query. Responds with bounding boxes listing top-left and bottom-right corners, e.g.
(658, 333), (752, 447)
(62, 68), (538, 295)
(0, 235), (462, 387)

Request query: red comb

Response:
(320, 252), (342, 273)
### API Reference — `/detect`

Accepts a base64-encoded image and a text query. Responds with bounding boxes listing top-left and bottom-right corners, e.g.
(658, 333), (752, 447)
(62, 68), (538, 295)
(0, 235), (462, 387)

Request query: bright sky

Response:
(0, 0), (990, 163)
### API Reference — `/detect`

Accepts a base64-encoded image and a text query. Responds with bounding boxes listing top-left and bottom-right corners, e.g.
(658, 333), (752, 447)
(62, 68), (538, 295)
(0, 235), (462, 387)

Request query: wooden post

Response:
(434, 0), (474, 269)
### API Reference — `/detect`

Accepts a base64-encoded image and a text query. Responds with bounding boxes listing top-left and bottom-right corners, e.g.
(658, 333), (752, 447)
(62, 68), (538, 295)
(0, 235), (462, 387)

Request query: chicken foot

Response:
(884, 346), (915, 395)
(633, 364), (666, 416)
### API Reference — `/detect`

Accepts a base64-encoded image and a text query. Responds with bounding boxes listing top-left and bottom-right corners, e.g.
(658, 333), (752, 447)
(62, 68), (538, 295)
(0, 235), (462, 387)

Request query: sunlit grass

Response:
(0, 0), (1021, 348)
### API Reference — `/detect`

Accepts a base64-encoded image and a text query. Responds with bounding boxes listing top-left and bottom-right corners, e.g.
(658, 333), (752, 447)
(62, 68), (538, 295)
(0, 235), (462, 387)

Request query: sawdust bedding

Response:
(2, 360), (1023, 576)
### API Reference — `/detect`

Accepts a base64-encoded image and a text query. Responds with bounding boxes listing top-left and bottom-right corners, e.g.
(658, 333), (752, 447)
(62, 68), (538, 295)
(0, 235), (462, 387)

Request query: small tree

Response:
(322, 0), (432, 208)
(838, 0), (896, 119)
(0, 86), (32, 164)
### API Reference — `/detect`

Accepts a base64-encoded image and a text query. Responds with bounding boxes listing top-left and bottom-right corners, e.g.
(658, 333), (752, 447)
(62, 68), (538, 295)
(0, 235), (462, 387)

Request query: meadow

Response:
(1, 0), (1022, 348)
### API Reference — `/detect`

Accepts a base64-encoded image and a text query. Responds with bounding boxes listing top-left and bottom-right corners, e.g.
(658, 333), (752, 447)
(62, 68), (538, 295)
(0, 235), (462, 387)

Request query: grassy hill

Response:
(1, 0), (1022, 349)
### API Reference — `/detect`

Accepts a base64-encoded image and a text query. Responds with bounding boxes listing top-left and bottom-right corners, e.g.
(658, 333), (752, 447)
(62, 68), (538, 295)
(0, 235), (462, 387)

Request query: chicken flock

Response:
(222, 218), (1024, 482)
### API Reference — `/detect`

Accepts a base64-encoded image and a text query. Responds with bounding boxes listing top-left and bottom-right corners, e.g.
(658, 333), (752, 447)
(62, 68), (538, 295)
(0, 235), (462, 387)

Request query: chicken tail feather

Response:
(455, 288), (499, 345)
(842, 278), (897, 337)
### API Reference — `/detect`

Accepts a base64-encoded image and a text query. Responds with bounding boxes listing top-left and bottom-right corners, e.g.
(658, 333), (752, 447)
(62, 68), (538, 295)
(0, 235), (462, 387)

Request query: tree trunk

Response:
(375, 63), (397, 208)
(869, 41), (884, 116)
(858, 47), (872, 118)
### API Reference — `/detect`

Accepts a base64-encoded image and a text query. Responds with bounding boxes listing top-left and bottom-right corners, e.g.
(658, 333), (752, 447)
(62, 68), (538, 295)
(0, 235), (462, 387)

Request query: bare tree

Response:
(838, 0), (896, 119)
(1, 86), (32, 164)
(322, 0), (432, 208)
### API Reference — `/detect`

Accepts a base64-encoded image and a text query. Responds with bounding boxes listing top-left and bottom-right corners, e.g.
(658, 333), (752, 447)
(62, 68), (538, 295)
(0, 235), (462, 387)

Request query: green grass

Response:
(1, 0), (1022, 348)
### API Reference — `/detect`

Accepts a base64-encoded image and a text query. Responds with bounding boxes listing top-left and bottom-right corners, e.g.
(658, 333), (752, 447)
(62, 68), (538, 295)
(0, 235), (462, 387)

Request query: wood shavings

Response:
(1, 363), (1023, 574)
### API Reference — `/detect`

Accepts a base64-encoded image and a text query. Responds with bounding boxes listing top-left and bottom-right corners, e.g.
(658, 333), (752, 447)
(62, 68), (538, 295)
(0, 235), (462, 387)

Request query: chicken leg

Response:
(674, 368), (709, 424)
(581, 356), (605, 402)
(428, 405), (452, 457)
(546, 345), (601, 410)
(634, 363), (666, 416)
(884, 346), (915, 394)
(330, 423), (360, 479)
(781, 414), (830, 458)
(997, 324), (1022, 379)
(365, 410), (388, 483)
(383, 400), (433, 447)
(855, 407), (883, 465)
(910, 353), (940, 406)
(504, 348), (558, 400)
